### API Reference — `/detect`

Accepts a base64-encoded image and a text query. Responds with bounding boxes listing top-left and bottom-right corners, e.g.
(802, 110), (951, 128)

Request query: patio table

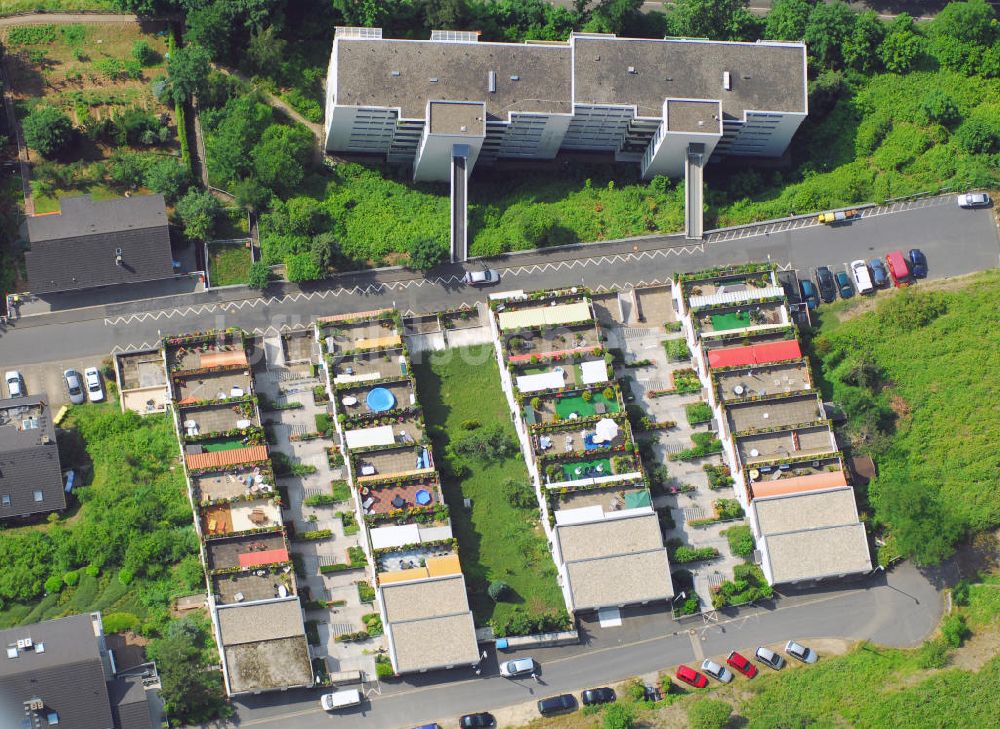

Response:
(231, 386), (244, 398)
(342, 396), (358, 406)
(360, 465), (376, 476)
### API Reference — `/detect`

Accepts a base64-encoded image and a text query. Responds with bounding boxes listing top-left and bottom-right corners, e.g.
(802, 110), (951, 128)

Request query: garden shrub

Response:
(62, 570), (80, 587)
(602, 702), (635, 729)
(687, 699), (733, 729)
(503, 479), (536, 509)
(487, 580), (511, 602)
(454, 426), (517, 462)
(940, 613), (970, 647)
(724, 525), (755, 557)
(103, 612), (140, 634)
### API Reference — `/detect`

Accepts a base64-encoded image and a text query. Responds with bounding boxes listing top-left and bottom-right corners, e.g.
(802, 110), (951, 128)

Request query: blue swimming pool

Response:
(366, 387), (396, 412)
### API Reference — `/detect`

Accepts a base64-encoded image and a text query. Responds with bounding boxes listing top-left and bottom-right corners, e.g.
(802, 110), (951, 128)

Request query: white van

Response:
(850, 260), (874, 294)
(320, 688), (362, 711)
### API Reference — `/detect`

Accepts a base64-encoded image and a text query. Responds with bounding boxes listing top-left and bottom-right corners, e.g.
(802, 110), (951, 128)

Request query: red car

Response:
(675, 664), (708, 688)
(726, 651), (758, 678)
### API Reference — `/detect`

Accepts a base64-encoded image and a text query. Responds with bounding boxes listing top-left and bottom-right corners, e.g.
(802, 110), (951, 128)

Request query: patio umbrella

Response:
(391, 495), (406, 508)
(595, 418), (619, 443)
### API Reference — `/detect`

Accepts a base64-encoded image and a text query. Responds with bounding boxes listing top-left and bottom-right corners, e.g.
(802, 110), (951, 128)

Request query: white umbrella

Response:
(595, 418), (619, 443)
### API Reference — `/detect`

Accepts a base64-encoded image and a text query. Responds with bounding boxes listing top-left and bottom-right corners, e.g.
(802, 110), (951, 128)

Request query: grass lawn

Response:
(207, 241), (252, 286)
(561, 457), (611, 481)
(413, 346), (564, 628)
(0, 1), (114, 13)
(33, 180), (120, 214)
(555, 392), (618, 419)
(710, 311), (751, 331)
(200, 438), (246, 452)
(213, 208), (251, 240)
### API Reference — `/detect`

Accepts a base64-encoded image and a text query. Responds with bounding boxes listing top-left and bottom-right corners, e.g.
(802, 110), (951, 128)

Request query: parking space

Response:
(3, 355), (112, 407)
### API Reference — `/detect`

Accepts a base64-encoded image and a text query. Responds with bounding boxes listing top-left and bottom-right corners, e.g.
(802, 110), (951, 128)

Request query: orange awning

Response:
(708, 341), (802, 369)
(749, 470), (847, 500)
(238, 548), (289, 568)
(185, 445), (268, 470)
(200, 350), (248, 368)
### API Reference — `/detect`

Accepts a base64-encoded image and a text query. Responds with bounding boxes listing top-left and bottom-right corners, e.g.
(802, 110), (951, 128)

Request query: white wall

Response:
(413, 133), (484, 182)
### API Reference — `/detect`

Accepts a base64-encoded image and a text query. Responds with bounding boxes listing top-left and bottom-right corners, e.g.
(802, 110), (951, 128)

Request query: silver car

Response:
(701, 659), (733, 683)
(84, 367), (104, 403)
(463, 269), (500, 286)
(499, 656), (536, 677)
(755, 646), (786, 670)
(785, 640), (818, 664)
(64, 369), (85, 405)
(957, 192), (991, 208)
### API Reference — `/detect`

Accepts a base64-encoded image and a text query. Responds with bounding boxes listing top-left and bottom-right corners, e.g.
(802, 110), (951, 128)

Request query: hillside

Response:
(810, 271), (1000, 565)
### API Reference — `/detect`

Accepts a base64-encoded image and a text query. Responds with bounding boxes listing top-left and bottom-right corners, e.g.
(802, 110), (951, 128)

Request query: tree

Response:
(108, 151), (147, 188)
(147, 618), (229, 725)
(955, 118), (999, 154)
(843, 10), (884, 74)
(165, 43), (211, 105)
(184, 3), (238, 62)
(920, 90), (961, 127)
(584, 0), (644, 35)
(764, 0), (813, 41)
(804, 1), (857, 69)
(251, 124), (314, 196)
(929, 0), (998, 45)
(284, 252), (324, 282)
(309, 232), (338, 270)
(248, 261), (270, 289)
(233, 177), (271, 211)
(246, 26), (287, 76)
(22, 106), (75, 158)
(407, 236), (447, 271)
(131, 39), (159, 66)
(668, 0), (761, 42)
(143, 159), (192, 203)
(424, 0), (471, 29)
(487, 580), (511, 601)
(201, 93), (273, 187)
(175, 190), (223, 241)
(687, 698), (733, 729)
(878, 14), (922, 74)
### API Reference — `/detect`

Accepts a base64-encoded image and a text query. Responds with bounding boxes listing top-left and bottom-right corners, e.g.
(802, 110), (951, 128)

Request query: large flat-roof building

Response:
(325, 28), (807, 181)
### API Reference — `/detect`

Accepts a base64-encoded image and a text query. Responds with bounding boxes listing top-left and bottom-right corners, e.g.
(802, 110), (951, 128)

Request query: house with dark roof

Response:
(25, 195), (174, 295)
(0, 613), (156, 729)
(0, 395), (66, 520)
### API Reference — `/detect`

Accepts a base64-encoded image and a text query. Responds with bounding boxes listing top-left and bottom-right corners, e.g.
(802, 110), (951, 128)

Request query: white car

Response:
(850, 260), (874, 294)
(957, 192), (991, 208)
(499, 656), (536, 678)
(463, 268), (500, 286)
(84, 367), (104, 402)
(785, 640), (818, 664)
(319, 688), (362, 710)
(701, 659), (733, 683)
(5, 371), (24, 398)
(64, 369), (85, 405)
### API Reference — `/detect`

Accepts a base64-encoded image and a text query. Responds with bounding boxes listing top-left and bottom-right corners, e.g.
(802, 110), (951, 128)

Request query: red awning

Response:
(238, 548), (289, 568)
(708, 340), (802, 369)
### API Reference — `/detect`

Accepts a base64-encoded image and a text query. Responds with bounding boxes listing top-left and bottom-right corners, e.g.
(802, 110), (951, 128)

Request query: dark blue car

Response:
(799, 279), (819, 309)
(869, 258), (889, 288)
(908, 249), (928, 278)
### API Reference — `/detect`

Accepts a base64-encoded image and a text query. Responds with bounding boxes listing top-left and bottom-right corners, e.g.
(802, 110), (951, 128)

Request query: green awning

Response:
(624, 490), (652, 509)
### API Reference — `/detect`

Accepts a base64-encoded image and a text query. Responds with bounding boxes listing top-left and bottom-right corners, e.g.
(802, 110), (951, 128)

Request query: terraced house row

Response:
(673, 265), (872, 585)
(487, 289), (673, 613)
(317, 310), (480, 675)
(163, 330), (313, 696)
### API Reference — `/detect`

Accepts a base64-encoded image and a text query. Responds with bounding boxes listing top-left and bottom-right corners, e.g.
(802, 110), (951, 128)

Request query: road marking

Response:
(688, 629), (706, 661)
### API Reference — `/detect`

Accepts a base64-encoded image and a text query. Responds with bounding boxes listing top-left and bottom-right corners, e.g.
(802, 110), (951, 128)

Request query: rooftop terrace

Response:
(715, 360), (811, 402)
(174, 370), (251, 405)
(336, 379), (415, 418)
(180, 400), (258, 436)
(212, 569), (295, 606)
(205, 531), (287, 571)
(725, 393), (823, 435)
(735, 423), (835, 465)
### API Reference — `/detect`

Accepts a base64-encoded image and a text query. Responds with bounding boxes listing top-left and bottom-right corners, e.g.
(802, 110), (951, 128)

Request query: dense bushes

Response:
(23, 106), (75, 157)
(809, 273), (1000, 564)
(454, 426), (518, 463)
(490, 606), (571, 638)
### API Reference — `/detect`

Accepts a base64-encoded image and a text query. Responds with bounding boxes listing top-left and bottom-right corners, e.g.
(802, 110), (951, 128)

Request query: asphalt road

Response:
(223, 561), (946, 729)
(0, 196), (996, 369)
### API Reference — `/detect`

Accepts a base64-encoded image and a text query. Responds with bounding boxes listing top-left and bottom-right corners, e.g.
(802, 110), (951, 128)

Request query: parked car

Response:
(701, 659), (733, 684)
(459, 713), (496, 728)
(957, 192), (991, 208)
(908, 249), (928, 279)
(885, 250), (911, 287)
(320, 689), (362, 711)
(675, 664), (708, 688)
(835, 270), (855, 299)
(581, 687), (616, 706)
(799, 279), (819, 310)
(463, 268), (500, 286)
(868, 258), (889, 288)
(5, 370), (24, 398)
(499, 657), (536, 678)
(785, 640), (818, 664)
(537, 694), (576, 716)
(64, 369), (85, 405)
(84, 367), (104, 403)
(815, 266), (837, 303)
(755, 646), (786, 670)
(726, 651), (758, 678)
(850, 259), (874, 294)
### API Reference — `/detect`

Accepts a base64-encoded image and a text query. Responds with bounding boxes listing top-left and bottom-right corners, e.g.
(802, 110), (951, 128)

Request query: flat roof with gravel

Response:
(380, 575), (479, 672)
(762, 524), (872, 584)
(216, 599), (312, 693)
(751, 487), (859, 536)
